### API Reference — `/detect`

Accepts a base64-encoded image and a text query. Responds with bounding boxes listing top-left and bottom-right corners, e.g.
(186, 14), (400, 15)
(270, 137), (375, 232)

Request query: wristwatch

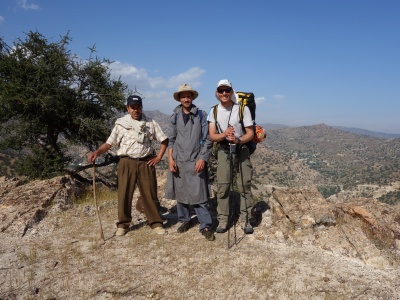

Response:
(236, 137), (241, 144)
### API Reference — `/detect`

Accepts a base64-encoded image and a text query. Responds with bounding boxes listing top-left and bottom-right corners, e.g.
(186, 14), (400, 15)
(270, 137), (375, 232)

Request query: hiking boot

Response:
(216, 221), (227, 233)
(153, 226), (167, 235)
(177, 222), (191, 233)
(215, 226), (227, 233)
(115, 227), (129, 236)
(242, 224), (254, 234)
(158, 206), (169, 214)
(201, 228), (215, 241)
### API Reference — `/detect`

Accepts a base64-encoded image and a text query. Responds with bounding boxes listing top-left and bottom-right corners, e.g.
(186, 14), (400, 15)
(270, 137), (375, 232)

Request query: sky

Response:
(1, 0), (400, 134)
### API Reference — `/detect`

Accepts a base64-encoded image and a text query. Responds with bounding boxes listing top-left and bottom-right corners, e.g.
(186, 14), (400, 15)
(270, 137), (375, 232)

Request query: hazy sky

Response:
(1, 0), (399, 133)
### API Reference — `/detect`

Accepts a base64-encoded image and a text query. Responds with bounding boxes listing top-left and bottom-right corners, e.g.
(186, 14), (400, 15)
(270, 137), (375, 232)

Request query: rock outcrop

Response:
(264, 187), (400, 268)
(0, 176), (82, 237)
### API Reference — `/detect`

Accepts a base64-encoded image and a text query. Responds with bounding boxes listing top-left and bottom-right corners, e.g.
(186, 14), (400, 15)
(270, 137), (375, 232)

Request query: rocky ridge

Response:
(1, 173), (399, 298)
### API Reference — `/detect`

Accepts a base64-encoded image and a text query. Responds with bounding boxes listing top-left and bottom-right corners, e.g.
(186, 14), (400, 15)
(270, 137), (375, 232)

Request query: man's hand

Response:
(87, 143), (111, 164)
(168, 158), (178, 173)
(225, 126), (236, 143)
(148, 156), (161, 167)
(88, 151), (98, 164)
(194, 159), (205, 173)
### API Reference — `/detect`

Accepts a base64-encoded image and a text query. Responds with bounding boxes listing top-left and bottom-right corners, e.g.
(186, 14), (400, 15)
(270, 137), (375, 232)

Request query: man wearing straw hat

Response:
(88, 95), (168, 236)
(165, 84), (215, 241)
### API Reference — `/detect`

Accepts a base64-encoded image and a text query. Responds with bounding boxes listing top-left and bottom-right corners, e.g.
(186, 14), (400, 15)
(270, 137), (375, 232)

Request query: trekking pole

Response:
(93, 163), (105, 241)
(227, 142), (237, 249)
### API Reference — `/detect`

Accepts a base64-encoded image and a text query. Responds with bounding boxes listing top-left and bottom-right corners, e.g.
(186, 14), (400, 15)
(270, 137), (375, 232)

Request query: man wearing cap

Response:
(208, 79), (255, 234)
(165, 84), (215, 241)
(88, 95), (168, 236)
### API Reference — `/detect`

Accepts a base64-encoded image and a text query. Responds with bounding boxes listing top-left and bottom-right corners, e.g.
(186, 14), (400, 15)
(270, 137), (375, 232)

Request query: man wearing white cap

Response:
(208, 79), (255, 234)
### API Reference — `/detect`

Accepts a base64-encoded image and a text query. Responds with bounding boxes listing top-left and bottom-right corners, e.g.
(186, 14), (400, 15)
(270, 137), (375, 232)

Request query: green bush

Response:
(15, 146), (68, 180)
(317, 185), (341, 198)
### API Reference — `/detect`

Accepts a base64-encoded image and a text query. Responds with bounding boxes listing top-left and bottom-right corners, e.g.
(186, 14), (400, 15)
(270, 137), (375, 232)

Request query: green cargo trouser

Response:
(216, 145), (253, 226)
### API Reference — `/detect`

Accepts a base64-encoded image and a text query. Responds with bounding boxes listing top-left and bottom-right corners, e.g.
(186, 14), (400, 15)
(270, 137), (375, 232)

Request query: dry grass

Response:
(1, 189), (400, 299)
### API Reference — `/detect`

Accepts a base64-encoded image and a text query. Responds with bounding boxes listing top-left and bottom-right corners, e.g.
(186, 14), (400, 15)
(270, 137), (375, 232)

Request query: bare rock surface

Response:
(266, 188), (400, 269)
(1, 175), (400, 299)
(1, 176), (81, 237)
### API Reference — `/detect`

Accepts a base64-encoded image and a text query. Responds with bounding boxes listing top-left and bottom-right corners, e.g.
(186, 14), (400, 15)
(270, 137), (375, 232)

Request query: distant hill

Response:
(263, 123), (400, 191)
(143, 110), (399, 140)
(144, 110), (173, 137)
(333, 126), (400, 139)
(259, 123), (290, 130)
(259, 123), (400, 139)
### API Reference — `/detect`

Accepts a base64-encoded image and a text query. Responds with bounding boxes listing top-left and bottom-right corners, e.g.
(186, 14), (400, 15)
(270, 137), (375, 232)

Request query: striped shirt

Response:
(106, 113), (167, 158)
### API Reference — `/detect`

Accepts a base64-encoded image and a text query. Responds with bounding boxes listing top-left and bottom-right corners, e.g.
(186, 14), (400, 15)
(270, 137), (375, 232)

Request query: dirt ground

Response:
(1, 195), (399, 300)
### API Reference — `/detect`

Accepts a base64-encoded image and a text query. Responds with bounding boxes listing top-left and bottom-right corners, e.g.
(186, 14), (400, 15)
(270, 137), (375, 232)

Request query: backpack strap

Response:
(212, 104), (223, 134)
(199, 109), (207, 145)
(199, 109), (204, 123)
(238, 102), (246, 132)
(212, 104), (218, 120)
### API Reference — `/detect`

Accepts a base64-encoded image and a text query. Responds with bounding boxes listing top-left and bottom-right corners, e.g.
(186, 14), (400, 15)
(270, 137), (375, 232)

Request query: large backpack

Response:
(236, 92), (256, 122)
(212, 91), (266, 155)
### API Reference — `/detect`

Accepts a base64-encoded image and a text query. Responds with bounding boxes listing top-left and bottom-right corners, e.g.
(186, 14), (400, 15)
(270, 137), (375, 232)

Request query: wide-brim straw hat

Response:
(173, 84), (199, 101)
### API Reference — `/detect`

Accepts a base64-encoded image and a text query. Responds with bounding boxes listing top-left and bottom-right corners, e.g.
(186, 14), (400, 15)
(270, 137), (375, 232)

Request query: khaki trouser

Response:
(216, 145), (253, 226)
(116, 157), (163, 229)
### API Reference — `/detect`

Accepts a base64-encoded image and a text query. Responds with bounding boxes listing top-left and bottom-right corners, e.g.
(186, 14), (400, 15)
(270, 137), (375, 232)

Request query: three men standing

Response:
(89, 79), (256, 238)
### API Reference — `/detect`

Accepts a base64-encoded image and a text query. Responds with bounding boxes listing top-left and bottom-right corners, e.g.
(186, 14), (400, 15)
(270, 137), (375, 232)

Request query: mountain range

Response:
(146, 110), (400, 139)
(258, 122), (400, 139)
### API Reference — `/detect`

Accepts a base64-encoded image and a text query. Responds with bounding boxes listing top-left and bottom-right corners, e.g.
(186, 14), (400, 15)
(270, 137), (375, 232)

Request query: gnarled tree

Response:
(0, 31), (127, 179)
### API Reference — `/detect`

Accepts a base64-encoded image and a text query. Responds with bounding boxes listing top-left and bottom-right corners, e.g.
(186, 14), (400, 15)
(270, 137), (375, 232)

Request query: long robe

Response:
(164, 105), (212, 205)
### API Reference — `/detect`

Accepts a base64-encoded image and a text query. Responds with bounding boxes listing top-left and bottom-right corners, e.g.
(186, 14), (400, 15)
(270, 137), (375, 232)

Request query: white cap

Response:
(216, 79), (238, 103)
(216, 79), (232, 88)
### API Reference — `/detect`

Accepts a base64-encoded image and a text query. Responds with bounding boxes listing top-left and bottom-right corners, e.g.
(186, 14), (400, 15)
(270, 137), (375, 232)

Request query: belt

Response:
(121, 155), (152, 161)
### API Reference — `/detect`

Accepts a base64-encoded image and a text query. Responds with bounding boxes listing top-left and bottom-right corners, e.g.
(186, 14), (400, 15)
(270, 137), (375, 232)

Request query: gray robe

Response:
(164, 105), (213, 205)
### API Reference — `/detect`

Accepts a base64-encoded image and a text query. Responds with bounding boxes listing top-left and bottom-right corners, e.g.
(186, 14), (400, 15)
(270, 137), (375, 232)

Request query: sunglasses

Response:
(217, 87), (233, 94)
